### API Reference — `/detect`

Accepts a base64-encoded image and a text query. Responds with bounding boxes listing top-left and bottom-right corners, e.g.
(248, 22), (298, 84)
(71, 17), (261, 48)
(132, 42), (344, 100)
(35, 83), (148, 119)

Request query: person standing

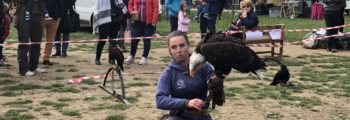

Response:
(156, 31), (214, 119)
(94, 0), (128, 65)
(124, 0), (159, 65)
(165, 0), (190, 32)
(0, 1), (10, 66)
(13, 0), (46, 76)
(53, 0), (76, 57)
(177, 1), (191, 33)
(199, 0), (226, 39)
(41, 0), (62, 65)
(323, 0), (343, 53)
(339, 0), (346, 33)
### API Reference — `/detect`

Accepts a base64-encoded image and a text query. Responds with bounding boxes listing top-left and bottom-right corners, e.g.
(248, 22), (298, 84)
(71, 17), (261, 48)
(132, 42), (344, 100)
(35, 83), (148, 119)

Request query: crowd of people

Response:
(0, 0), (347, 119)
(0, 0), (76, 76)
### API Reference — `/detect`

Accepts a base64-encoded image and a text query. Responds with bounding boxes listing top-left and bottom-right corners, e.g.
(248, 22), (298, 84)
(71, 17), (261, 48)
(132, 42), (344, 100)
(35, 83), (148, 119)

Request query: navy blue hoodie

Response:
(156, 60), (213, 119)
(204, 0), (227, 15)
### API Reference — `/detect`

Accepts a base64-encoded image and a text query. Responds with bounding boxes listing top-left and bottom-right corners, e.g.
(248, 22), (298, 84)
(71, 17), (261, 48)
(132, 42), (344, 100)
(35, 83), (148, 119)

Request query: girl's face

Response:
(183, 5), (188, 11)
(242, 4), (251, 12)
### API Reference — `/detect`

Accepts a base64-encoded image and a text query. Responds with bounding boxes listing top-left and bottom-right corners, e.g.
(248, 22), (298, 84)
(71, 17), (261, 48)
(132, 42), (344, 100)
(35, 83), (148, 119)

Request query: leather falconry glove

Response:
(208, 76), (225, 109)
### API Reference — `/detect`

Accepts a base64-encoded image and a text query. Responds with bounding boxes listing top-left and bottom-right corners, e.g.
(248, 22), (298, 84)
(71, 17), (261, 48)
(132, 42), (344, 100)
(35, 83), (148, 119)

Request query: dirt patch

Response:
(0, 39), (349, 120)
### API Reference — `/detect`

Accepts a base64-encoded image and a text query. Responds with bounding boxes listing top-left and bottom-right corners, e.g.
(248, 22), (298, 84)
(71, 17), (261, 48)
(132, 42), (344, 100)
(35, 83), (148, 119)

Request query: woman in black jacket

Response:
(323, 0), (344, 52)
(53, 0), (76, 57)
(339, 0), (346, 33)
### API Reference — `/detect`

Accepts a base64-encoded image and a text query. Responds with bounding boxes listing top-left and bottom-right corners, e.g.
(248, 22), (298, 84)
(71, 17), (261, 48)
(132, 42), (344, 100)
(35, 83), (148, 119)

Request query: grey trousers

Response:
(17, 14), (43, 75)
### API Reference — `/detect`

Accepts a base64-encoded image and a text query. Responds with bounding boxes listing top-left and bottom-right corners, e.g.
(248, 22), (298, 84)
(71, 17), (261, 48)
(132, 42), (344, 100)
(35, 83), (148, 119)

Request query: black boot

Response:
(52, 53), (61, 57)
(43, 60), (53, 66)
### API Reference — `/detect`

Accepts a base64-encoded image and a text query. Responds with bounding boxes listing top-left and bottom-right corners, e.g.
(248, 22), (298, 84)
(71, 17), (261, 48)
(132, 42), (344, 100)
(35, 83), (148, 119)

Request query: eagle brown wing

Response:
(200, 42), (266, 76)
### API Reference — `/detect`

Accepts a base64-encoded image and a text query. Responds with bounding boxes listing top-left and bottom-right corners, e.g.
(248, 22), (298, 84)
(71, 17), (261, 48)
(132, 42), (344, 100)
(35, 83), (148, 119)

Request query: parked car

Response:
(75, 0), (95, 29)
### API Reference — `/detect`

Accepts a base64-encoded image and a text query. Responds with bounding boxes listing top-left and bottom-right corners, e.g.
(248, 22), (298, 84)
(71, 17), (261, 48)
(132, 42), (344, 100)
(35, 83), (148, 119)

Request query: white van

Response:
(75, 0), (96, 28)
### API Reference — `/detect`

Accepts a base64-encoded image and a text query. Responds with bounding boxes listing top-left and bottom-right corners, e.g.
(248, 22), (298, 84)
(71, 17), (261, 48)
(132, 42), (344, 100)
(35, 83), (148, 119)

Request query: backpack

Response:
(302, 29), (326, 49)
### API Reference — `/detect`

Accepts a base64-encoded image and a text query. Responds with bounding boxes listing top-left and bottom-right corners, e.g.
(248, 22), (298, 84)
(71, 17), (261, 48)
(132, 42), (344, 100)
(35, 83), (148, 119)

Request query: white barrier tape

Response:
(69, 74), (107, 84)
(247, 44), (281, 48)
(68, 71), (163, 84)
(226, 24), (350, 34)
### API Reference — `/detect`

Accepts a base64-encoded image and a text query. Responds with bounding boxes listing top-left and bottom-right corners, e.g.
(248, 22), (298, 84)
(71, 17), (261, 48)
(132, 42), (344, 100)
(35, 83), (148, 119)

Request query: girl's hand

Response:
(242, 10), (247, 18)
(131, 11), (138, 14)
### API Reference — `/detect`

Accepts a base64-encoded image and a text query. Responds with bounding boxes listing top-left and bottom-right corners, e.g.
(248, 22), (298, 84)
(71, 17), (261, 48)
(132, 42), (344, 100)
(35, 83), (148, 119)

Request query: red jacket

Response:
(128, 0), (159, 25)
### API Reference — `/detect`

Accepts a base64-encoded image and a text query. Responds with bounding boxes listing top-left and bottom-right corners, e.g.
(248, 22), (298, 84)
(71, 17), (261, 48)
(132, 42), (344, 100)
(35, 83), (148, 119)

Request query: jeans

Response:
(199, 13), (218, 38)
(17, 14), (43, 75)
(54, 32), (70, 55)
(324, 10), (341, 50)
(96, 22), (121, 61)
(170, 15), (178, 32)
(130, 21), (155, 58)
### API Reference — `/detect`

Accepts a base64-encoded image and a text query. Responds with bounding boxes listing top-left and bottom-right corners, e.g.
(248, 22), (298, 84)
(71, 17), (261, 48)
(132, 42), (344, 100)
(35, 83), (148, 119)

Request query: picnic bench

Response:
(241, 24), (285, 57)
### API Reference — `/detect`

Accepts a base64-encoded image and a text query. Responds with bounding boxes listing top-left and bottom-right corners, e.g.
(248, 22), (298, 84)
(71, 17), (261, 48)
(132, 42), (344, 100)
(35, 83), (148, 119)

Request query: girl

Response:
(53, 0), (76, 57)
(177, 1), (190, 33)
(0, 1), (10, 66)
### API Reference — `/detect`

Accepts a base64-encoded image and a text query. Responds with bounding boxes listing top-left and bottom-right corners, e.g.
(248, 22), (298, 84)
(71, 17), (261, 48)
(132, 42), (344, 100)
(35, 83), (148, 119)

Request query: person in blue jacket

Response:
(156, 30), (214, 120)
(199, 0), (226, 39)
(165, 0), (190, 32)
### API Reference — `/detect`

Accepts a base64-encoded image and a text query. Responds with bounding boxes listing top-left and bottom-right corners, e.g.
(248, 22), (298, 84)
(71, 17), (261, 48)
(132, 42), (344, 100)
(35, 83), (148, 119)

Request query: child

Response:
(178, 1), (191, 33)
(0, 3), (10, 66)
(25, 0), (51, 21)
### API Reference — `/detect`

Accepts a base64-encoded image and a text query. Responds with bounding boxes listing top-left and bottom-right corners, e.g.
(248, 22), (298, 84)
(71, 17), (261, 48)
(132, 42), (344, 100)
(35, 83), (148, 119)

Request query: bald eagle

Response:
(189, 32), (267, 79)
(109, 46), (124, 71)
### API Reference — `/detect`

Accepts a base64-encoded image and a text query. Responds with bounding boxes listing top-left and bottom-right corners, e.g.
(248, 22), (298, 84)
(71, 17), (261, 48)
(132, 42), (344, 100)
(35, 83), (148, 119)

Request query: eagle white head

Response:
(189, 52), (205, 77)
